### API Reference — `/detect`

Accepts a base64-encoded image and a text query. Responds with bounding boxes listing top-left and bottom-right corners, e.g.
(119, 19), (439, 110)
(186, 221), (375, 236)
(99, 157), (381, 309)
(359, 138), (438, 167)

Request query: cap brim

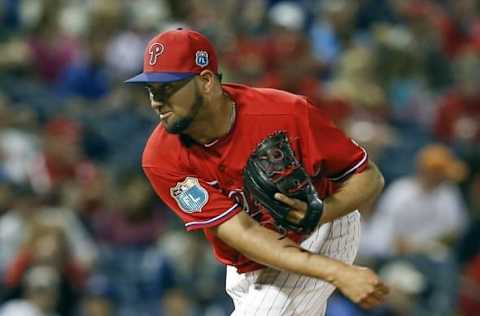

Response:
(125, 72), (197, 84)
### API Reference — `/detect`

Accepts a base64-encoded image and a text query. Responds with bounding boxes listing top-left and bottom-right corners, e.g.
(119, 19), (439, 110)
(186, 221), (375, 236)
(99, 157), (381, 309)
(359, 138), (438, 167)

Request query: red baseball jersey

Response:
(143, 83), (368, 273)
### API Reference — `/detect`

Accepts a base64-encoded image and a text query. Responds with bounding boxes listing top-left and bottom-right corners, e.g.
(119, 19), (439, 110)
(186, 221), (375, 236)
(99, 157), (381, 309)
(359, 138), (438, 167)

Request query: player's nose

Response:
(150, 100), (165, 115)
(151, 98), (165, 109)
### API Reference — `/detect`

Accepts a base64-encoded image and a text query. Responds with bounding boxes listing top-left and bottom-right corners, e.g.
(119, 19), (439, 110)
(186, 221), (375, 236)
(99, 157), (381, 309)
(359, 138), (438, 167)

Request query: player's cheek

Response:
(169, 100), (185, 116)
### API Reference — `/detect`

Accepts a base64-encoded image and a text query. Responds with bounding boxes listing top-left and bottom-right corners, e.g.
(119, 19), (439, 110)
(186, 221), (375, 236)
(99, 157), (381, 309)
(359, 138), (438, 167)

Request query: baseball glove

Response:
(243, 131), (324, 235)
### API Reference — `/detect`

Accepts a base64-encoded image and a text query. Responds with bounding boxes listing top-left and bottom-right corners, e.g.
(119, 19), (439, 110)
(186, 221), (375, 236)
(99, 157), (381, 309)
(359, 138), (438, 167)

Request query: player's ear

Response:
(198, 70), (216, 94)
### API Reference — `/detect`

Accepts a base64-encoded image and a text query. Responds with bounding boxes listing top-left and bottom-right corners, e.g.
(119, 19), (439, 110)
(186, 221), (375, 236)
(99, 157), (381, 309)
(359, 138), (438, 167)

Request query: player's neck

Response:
(184, 92), (235, 145)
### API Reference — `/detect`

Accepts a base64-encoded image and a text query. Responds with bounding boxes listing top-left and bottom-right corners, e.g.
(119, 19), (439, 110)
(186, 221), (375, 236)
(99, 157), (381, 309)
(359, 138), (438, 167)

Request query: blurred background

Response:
(0, 0), (479, 315)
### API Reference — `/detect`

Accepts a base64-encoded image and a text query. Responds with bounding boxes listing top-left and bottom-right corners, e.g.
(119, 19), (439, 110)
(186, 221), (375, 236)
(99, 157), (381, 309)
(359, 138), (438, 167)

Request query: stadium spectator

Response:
(2, 224), (86, 316)
(0, 265), (61, 316)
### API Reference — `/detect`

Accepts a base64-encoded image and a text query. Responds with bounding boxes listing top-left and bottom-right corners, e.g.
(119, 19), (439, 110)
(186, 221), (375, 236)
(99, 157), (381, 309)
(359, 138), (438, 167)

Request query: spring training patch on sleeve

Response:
(170, 177), (209, 213)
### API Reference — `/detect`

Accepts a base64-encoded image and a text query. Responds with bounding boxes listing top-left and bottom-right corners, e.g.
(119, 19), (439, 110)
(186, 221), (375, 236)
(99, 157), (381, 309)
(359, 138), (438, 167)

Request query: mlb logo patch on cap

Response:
(195, 51), (209, 67)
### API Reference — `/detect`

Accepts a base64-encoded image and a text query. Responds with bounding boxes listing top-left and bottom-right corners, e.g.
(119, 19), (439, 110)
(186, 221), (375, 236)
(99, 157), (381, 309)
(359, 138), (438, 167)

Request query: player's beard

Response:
(165, 87), (203, 134)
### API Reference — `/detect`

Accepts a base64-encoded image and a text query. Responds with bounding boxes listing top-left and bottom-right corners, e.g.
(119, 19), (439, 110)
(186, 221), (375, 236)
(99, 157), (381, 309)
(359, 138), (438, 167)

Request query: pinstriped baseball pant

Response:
(226, 211), (361, 316)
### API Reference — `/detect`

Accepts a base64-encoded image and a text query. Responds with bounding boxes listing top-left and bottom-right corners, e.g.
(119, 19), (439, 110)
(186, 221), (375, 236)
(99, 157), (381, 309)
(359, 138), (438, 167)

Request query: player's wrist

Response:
(322, 259), (350, 285)
(318, 197), (338, 224)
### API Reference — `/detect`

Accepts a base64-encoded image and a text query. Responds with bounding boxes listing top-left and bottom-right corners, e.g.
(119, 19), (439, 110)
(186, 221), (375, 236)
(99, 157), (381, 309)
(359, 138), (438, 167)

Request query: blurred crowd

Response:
(0, 0), (479, 315)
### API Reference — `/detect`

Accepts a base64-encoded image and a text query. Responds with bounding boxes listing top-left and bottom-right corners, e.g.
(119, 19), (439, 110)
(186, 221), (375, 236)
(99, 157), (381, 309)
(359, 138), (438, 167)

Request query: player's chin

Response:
(161, 114), (178, 131)
(164, 116), (193, 134)
(163, 120), (176, 133)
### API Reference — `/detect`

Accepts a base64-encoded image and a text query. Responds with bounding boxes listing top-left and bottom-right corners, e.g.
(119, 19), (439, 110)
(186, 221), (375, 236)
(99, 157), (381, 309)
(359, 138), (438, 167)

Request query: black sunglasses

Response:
(145, 76), (195, 102)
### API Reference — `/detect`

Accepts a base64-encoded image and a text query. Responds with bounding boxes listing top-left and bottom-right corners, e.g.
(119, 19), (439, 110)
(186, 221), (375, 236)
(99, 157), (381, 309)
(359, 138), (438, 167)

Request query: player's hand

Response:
(333, 264), (389, 309)
(274, 193), (307, 224)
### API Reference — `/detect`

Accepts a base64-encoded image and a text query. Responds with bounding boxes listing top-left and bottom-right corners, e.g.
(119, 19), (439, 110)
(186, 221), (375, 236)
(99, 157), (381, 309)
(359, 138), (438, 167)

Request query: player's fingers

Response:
(370, 289), (387, 302)
(274, 193), (294, 205)
(287, 210), (304, 223)
(360, 292), (385, 309)
(376, 282), (389, 295)
(274, 193), (307, 211)
(361, 284), (388, 308)
(360, 298), (382, 309)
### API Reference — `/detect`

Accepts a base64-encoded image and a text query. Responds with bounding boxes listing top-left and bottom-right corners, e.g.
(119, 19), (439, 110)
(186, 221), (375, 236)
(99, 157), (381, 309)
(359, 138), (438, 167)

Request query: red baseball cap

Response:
(125, 28), (218, 83)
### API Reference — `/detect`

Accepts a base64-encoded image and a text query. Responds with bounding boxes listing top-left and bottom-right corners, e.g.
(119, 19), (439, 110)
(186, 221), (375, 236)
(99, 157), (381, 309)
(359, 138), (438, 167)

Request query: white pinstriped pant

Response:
(226, 211), (361, 316)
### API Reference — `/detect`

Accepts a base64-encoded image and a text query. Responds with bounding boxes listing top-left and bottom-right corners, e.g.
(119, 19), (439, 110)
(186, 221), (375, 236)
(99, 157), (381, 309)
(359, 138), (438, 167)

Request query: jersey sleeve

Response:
(143, 167), (241, 231)
(299, 99), (368, 182)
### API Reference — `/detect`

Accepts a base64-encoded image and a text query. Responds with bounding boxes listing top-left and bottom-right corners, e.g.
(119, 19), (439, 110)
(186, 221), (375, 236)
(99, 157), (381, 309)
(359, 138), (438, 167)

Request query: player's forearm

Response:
(211, 212), (347, 282)
(320, 160), (384, 224)
(239, 222), (347, 282)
